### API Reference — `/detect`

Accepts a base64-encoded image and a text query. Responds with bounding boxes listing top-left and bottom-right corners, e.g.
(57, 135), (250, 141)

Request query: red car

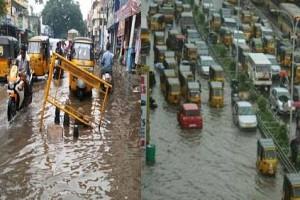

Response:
(177, 103), (203, 129)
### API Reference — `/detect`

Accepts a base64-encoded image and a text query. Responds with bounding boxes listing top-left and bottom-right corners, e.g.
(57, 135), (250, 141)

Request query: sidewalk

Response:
(102, 61), (141, 199)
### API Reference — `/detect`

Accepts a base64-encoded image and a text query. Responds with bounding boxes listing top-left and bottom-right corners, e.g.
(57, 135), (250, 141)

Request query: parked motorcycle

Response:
(102, 72), (112, 93)
(7, 65), (33, 121)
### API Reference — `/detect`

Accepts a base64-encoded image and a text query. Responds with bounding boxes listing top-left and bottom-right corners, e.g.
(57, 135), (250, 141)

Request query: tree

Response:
(0, 0), (6, 18)
(41, 0), (86, 38)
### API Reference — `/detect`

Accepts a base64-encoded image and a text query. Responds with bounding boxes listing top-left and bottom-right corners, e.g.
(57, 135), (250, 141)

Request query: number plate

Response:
(189, 124), (197, 127)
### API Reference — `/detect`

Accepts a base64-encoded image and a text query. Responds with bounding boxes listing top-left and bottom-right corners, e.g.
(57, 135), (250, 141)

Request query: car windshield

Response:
(234, 32), (245, 40)
(185, 109), (200, 116)
(74, 43), (91, 60)
(201, 59), (214, 66)
(277, 91), (290, 99)
(264, 150), (276, 159)
(256, 65), (271, 72)
(28, 42), (40, 53)
(238, 106), (254, 115)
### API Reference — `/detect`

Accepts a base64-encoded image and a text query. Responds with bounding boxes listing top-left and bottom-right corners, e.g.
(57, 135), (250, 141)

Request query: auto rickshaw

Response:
(179, 71), (194, 96)
(141, 17), (151, 55)
(209, 81), (224, 108)
(180, 12), (194, 34)
(282, 173), (300, 200)
(238, 43), (251, 70)
(175, 1), (183, 20)
(148, 3), (158, 16)
(250, 38), (263, 53)
(277, 39), (293, 68)
(163, 57), (178, 71)
(154, 31), (165, 47)
(241, 24), (252, 42)
(154, 45), (167, 63)
(252, 23), (262, 38)
(220, 27), (233, 47)
(183, 43), (197, 65)
(27, 35), (50, 76)
(69, 37), (95, 99)
(160, 69), (177, 93)
(256, 138), (278, 176)
(166, 29), (180, 50)
(241, 10), (252, 24)
(159, 6), (174, 24)
(293, 85), (300, 101)
(0, 36), (18, 80)
(182, 4), (191, 12)
(263, 35), (275, 54)
(186, 81), (201, 104)
(164, 51), (175, 60)
(165, 77), (181, 104)
(149, 14), (165, 31)
(210, 13), (221, 32)
(209, 64), (225, 84)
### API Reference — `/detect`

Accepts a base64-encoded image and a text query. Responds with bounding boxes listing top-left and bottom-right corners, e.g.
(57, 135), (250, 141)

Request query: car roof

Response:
(237, 101), (252, 107)
(188, 81), (200, 89)
(200, 55), (213, 60)
(182, 103), (199, 110)
(258, 138), (275, 148)
(286, 173), (300, 185)
(272, 87), (289, 92)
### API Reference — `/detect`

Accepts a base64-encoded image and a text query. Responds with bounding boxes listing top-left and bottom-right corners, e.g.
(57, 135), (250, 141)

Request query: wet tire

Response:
(7, 99), (16, 121)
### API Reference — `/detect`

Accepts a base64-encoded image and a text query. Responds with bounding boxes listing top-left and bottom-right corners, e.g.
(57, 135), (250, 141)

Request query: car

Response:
(197, 55), (215, 76)
(265, 54), (281, 79)
(177, 103), (203, 129)
(232, 101), (257, 130)
(269, 87), (295, 114)
(232, 30), (246, 46)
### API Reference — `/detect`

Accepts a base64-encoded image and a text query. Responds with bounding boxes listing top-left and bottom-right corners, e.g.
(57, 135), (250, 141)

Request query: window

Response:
(264, 150), (276, 159)
(185, 109), (200, 116)
(28, 42), (40, 54)
(73, 43), (91, 60)
(238, 106), (254, 115)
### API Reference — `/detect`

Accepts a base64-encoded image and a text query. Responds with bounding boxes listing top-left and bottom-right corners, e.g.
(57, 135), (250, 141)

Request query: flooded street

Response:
(0, 64), (141, 199)
(142, 1), (284, 199)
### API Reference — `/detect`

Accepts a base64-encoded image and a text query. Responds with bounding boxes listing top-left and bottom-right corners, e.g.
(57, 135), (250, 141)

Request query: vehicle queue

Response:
(144, 0), (300, 199)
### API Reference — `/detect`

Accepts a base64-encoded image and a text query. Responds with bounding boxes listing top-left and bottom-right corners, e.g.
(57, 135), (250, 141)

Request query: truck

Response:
(246, 53), (272, 90)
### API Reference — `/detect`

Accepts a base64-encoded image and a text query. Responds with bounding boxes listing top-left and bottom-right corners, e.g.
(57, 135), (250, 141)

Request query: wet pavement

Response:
(0, 63), (141, 199)
(142, 1), (284, 199)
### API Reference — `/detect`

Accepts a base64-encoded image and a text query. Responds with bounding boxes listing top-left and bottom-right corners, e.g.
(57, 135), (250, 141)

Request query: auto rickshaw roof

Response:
(241, 24), (251, 30)
(210, 64), (223, 72)
(150, 3), (158, 8)
(154, 31), (165, 37)
(152, 13), (164, 19)
(181, 11), (193, 17)
(258, 138), (275, 149)
(180, 64), (191, 72)
(184, 43), (196, 48)
(164, 57), (177, 64)
(164, 51), (175, 57)
(210, 81), (223, 88)
(182, 71), (193, 78)
(168, 29), (180, 36)
(167, 77), (180, 85)
(212, 13), (220, 17)
(252, 38), (263, 44)
(155, 45), (168, 51)
(29, 35), (49, 42)
(188, 81), (200, 90)
(238, 43), (251, 51)
(183, 4), (191, 9)
(159, 6), (174, 13)
(0, 36), (18, 44)
(285, 173), (300, 185)
(182, 103), (199, 111)
(163, 69), (176, 77)
(74, 37), (92, 44)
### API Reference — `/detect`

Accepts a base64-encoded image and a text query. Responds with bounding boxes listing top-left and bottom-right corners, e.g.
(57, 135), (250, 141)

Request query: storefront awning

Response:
(114, 0), (140, 24)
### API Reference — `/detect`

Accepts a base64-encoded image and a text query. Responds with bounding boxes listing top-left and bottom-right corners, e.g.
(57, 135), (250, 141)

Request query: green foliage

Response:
(0, 0), (6, 18)
(257, 95), (267, 112)
(42, 0), (86, 38)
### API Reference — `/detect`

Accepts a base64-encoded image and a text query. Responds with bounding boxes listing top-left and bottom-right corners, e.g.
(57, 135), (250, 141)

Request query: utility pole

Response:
(235, 0), (240, 79)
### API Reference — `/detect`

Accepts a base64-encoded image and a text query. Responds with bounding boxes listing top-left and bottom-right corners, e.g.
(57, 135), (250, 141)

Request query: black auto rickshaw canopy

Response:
(0, 36), (18, 58)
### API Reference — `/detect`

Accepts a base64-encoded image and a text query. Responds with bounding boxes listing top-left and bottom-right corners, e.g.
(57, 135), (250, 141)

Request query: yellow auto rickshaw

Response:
(209, 81), (224, 108)
(148, 3), (158, 16)
(256, 138), (278, 176)
(241, 24), (252, 42)
(154, 31), (165, 47)
(0, 36), (18, 80)
(69, 37), (95, 99)
(241, 10), (252, 24)
(187, 81), (201, 105)
(160, 69), (177, 93)
(179, 71), (194, 97)
(210, 13), (221, 32)
(166, 77), (181, 104)
(263, 35), (275, 54)
(183, 43), (197, 65)
(209, 64), (225, 84)
(141, 17), (151, 55)
(282, 173), (300, 200)
(159, 6), (175, 24)
(149, 14), (165, 31)
(252, 23), (262, 38)
(154, 45), (167, 63)
(277, 39), (292, 68)
(163, 57), (178, 71)
(250, 38), (263, 53)
(166, 29), (180, 50)
(27, 35), (50, 76)
(220, 27), (233, 47)
(163, 51), (176, 63)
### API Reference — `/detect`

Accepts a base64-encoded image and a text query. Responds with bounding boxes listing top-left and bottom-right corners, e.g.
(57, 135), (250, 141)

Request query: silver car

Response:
(233, 101), (257, 130)
(269, 87), (295, 115)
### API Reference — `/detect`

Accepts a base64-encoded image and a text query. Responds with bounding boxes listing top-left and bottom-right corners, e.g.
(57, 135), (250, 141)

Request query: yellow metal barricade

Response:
(40, 52), (112, 130)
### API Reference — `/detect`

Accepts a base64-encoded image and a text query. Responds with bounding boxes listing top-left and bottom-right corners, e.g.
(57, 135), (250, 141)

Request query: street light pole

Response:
(235, 0), (240, 79)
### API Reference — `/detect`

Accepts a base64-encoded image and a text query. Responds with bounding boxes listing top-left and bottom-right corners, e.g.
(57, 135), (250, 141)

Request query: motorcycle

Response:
(7, 65), (33, 121)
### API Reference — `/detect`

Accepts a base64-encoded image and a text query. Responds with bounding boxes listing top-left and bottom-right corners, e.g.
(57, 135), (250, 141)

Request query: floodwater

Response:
(0, 64), (141, 199)
(142, 1), (284, 199)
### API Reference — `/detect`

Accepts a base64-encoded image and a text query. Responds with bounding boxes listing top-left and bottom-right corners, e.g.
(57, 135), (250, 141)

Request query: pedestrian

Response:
(100, 43), (114, 77)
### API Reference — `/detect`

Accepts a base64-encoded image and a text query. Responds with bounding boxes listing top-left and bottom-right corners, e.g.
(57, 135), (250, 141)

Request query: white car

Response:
(269, 87), (295, 115)
(198, 55), (215, 76)
(233, 30), (246, 46)
(233, 101), (257, 130)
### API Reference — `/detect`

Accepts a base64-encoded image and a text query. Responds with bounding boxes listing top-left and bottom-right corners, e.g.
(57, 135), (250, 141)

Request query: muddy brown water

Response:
(0, 65), (141, 199)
